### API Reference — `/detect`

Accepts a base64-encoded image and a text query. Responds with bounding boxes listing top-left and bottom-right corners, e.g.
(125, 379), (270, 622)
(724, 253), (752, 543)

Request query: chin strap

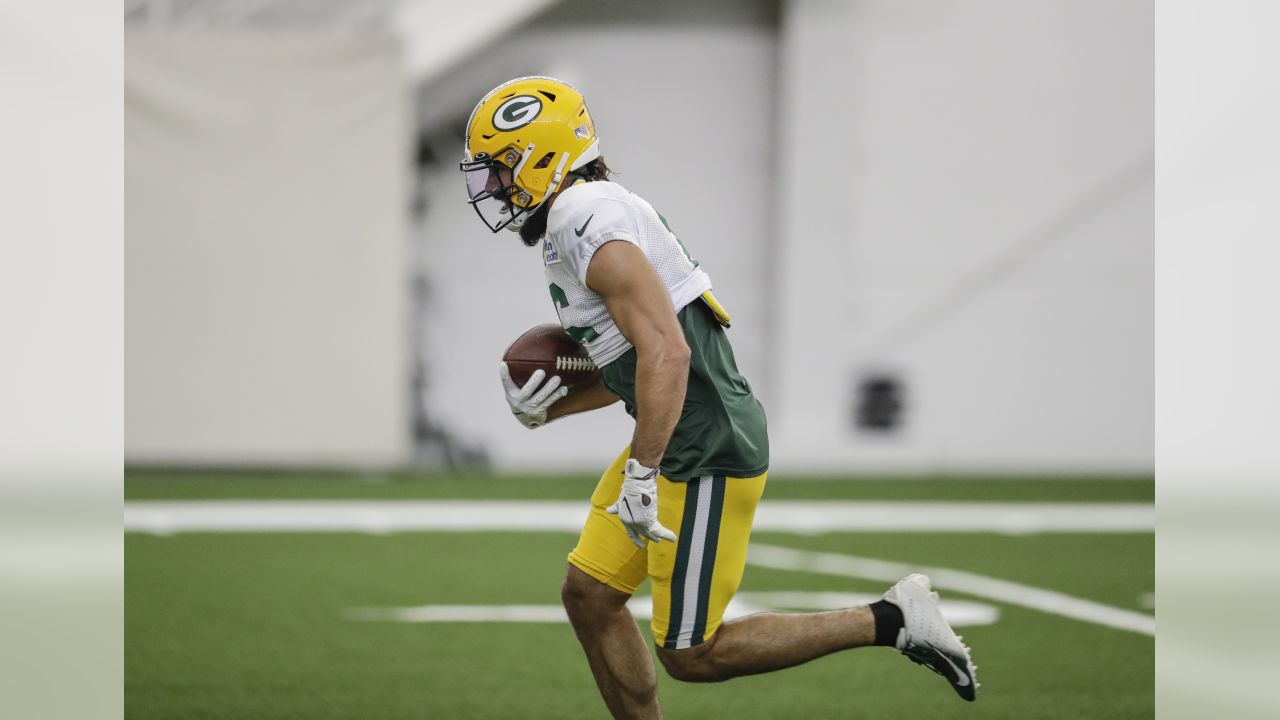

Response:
(545, 151), (572, 198)
(503, 150), (592, 233)
(507, 152), (580, 232)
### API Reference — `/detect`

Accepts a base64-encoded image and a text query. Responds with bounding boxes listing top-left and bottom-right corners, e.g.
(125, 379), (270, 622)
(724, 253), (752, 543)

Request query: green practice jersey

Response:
(600, 301), (769, 482)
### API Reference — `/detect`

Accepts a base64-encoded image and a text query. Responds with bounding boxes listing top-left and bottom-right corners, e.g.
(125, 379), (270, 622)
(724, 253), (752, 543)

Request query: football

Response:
(502, 324), (602, 391)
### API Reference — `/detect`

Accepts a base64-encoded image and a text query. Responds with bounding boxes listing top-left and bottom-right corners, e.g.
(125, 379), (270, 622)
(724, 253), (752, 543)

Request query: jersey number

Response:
(548, 283), (600, 344)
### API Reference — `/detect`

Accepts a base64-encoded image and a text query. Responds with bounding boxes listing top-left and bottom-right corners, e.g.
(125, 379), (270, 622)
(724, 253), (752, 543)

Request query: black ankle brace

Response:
(870, 600), (904, 647)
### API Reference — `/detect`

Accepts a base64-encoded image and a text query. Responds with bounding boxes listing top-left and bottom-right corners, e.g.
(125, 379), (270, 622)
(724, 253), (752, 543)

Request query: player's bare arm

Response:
(546, 374), (620, 421)
(584, 239), (690, 468)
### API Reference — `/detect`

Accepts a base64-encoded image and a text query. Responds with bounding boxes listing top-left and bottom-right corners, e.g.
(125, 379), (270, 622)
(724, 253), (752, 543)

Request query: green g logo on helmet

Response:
(492, 95), (543, 132)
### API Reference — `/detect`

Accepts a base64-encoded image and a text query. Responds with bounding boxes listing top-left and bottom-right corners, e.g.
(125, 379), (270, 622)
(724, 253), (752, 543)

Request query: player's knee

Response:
(657, 643), (722, 683)
(560, 566), (625, 620)
(560, 573), (590, 616)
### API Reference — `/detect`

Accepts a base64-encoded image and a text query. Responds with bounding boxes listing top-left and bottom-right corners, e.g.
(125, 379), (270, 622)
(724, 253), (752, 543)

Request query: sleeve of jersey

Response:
(561, 198), (640, 287)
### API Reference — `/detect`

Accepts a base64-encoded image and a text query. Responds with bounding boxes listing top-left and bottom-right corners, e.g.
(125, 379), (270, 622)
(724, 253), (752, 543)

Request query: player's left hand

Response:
(499, 363), (568, 429)
(607, 459), (678, 548)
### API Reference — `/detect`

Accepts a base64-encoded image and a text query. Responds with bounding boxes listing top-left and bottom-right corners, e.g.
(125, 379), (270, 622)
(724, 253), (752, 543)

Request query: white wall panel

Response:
(125, 31), (412, 466)
(773, 0), (1153, 472)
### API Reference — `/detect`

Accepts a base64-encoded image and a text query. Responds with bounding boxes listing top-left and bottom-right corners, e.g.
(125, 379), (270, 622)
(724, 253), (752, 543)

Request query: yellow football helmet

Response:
(460, 76), (600, 232)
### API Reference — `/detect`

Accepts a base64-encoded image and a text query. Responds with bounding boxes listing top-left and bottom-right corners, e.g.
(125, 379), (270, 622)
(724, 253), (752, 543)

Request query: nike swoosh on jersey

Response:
(575, 214), (594, 237)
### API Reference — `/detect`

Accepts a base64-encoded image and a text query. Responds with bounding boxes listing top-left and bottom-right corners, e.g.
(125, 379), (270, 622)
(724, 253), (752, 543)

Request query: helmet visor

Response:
(460, 157), (528, 233)
(464, 164), (494, 201)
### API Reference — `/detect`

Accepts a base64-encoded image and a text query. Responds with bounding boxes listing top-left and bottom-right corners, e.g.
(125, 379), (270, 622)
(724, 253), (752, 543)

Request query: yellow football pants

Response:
(568, 447), (767, 649)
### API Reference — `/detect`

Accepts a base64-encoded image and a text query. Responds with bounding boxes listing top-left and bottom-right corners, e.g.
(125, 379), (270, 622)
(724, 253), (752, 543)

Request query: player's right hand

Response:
(607, 459), (678, 548)
(499, 362), (568, 429)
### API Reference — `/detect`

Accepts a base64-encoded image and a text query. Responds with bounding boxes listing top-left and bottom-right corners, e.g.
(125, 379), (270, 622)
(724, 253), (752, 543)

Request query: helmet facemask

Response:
(461, 146), (537, 233)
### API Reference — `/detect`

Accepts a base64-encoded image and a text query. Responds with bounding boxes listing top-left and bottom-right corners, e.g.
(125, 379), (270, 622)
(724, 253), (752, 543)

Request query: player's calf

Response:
(657, 606), (872, 683)
(561, 566), (665, 719)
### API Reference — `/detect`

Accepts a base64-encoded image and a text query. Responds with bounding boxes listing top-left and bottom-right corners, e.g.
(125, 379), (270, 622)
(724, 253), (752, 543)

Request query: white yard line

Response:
(124, 500), (1153, 534)
(748, 544), (1156, 636)
(345, 592), (1002, 628)
(121, 499), (1150, 635)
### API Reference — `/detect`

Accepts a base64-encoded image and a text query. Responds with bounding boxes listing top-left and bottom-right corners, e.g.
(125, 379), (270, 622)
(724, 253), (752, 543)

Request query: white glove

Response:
(606, 459), (678, 549)
(499, 363), (569, 429)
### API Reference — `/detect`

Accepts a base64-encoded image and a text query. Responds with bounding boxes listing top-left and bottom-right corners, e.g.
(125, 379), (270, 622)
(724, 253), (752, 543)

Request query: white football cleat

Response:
(881, 573), (979, 701)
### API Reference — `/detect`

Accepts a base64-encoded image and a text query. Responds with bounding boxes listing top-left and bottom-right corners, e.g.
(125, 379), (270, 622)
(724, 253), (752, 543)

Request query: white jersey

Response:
(542, 181), (713, 367)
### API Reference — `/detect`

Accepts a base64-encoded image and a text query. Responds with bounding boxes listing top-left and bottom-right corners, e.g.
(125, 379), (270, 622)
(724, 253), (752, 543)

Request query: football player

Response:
(461, 76), (978, 718)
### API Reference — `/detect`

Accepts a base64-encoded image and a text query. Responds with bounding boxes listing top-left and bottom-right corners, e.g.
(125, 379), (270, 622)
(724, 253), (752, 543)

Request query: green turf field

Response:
(125, 469), (1153, 503)
(125, 472), (1154, 719)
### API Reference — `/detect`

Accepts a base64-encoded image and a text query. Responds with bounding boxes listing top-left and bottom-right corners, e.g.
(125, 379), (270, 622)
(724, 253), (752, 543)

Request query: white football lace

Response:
(555, 356), (597, 372)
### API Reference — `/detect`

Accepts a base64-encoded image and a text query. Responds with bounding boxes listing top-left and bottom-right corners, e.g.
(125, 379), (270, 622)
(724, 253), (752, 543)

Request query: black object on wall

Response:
(855, 372), (905, 432)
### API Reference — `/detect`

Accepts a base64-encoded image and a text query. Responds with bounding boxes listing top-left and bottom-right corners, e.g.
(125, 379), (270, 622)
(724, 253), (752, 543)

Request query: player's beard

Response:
(518, 201), (551, 247)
